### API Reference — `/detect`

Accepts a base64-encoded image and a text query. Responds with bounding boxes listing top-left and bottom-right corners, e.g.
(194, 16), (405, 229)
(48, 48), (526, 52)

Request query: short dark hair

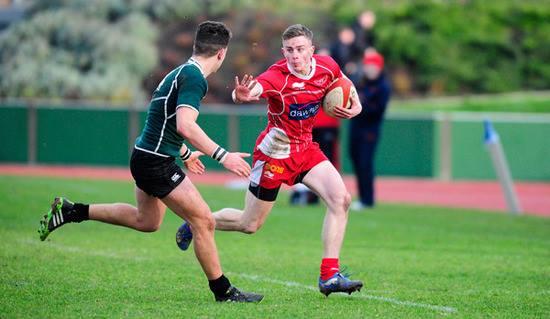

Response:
(193, 21), (232, 57)
(282, 24), (313, 42)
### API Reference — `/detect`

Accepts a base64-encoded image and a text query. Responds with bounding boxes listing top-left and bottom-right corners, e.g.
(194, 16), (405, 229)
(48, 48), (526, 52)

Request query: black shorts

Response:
(130, 148), (186, 198)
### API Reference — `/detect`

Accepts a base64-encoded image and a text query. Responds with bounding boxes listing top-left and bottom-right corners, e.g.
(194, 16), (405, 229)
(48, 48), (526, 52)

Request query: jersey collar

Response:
(287, 57), (316, 80)
(188, 57), (205, 76)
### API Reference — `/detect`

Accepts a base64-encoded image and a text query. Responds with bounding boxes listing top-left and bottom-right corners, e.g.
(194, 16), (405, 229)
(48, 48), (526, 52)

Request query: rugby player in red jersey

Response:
(177, 24), (363, 296)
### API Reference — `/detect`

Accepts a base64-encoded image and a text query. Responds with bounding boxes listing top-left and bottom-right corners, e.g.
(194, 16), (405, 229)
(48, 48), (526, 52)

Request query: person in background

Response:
(352, 10), (377, 51)
(329, 27), (361, 76)
(349, 50), (391, 210)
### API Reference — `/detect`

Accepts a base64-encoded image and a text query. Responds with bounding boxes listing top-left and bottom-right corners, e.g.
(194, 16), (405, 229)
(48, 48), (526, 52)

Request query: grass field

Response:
(1, 175), (549, 318)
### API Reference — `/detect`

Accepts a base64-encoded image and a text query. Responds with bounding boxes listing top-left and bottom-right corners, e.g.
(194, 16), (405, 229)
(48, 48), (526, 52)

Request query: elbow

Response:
(177, 122), (193, 139)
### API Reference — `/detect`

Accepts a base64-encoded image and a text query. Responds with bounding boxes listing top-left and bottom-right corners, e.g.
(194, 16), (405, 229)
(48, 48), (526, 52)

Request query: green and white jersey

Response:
(135, 58), (207, 157)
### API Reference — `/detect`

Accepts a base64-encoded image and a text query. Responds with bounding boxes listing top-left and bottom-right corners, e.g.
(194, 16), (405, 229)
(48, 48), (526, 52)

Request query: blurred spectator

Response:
(352, 10), (376, 51)
(349, 50), (391, 210)
(290, 48), (341, 206)
(329, 27), (361, 75)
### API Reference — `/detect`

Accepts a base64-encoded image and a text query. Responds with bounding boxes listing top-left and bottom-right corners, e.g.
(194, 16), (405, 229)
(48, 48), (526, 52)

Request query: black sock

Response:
(71, 203), (89, 222)
(209, 274), (231, 297)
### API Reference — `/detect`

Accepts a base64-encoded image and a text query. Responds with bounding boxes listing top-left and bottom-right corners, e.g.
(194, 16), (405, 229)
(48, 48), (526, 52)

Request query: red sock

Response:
(320, 258), (339, 281)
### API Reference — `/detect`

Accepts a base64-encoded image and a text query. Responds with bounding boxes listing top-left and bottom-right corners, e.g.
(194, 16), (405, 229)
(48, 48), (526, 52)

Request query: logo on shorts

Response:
(288, 101), (320, 120)
(264, 163), (284, 179)
(265, 163), (284, 174)
(171, 172), (181, 182)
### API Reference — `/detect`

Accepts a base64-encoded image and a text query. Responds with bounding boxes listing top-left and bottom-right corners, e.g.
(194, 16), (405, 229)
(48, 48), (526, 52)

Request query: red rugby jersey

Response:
(254, 54), (342, 158)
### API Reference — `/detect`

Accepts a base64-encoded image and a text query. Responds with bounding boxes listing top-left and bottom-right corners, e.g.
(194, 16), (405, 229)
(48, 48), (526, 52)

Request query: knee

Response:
(327, 191), (352, 212)
(343, 192), (352, 211)
(191, 214), (216, 234)
(241, 222), (262, 234)
(136, 220), (161, 232)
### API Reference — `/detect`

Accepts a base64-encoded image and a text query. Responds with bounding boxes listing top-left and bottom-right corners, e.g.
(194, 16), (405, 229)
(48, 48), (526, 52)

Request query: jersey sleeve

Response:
(327, 56), (343, 79)
(318, 55), (343, 80)
(176, 70), (206, 112)
(256, 69), (281, 99)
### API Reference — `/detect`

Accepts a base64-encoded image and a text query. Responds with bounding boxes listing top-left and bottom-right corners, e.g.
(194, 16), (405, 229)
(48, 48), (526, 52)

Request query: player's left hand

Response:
(333, 90), (362, 119)
(183, 151), (205, 175)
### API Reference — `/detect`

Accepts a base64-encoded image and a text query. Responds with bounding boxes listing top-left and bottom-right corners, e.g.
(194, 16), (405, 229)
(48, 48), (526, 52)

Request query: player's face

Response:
(364, 64), (381, 80)
(282, 36), (315, 75)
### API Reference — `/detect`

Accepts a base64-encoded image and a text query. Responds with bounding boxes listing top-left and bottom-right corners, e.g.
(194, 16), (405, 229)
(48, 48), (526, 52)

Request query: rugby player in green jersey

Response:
(38, 21), (262, 303)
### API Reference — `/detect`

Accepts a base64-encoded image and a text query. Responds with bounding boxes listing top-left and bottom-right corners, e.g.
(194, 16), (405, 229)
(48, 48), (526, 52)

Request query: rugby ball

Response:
(322, 77), (356, 117)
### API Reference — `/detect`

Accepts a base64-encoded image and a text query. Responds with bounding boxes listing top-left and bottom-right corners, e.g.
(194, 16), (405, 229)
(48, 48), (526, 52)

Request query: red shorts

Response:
(249, 142), (328, 201)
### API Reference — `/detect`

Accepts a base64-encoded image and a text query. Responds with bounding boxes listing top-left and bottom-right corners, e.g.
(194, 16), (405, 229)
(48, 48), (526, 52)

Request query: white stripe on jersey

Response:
(154, 65), (185, 153)
(134, 146), (170, 158)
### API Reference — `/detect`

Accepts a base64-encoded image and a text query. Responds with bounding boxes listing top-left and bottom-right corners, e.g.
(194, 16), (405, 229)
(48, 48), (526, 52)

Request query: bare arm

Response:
(176, 107), (251, 177)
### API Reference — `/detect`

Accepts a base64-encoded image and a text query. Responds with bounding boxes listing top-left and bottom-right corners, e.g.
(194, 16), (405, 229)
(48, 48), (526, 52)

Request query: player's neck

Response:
(290, 59), (313, 76)
(190, 55), (215, 78)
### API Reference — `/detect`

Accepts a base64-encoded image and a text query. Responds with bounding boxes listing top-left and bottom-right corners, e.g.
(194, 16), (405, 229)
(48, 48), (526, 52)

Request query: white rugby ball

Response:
(322, 77), (355, 117)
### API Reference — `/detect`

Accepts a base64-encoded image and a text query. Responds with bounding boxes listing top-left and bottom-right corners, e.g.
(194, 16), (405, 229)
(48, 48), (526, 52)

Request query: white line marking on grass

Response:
(20, 239), (151, 262)
(229, 272), (457, 314)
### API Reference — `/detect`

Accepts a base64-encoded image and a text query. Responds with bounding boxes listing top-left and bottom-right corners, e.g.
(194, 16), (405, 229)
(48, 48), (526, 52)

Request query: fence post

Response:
(484, 119), (522, 214)
(27, 101), (37, 165)
(437, 112), (452, 181)
(128, 101), (141, 156)
(227, 114), (239, 151)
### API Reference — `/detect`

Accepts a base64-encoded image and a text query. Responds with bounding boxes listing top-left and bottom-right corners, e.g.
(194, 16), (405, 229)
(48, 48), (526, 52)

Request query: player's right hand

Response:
(234, 74), (260, 103)
(222, 152), (251, 177)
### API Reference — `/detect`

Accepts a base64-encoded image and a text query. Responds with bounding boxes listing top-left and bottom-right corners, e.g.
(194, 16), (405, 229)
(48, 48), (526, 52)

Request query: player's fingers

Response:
(241, 74), (249, 86)
(233, 168), (244, 177)
(333, 108), (350, 119)
(245, 74), (254, 86)
(245, 75), (253, 86)
(236, 152), (251, 158)
(239, 167), (250, 177)
(234, 76), (240, 88)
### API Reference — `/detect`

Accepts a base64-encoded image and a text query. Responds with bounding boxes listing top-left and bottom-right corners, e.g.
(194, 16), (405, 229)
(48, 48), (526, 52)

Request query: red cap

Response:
(363, 51), (384, 70)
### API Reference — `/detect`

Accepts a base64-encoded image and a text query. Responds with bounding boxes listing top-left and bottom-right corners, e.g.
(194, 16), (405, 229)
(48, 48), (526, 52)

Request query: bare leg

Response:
(162, 177), (221, 280)
(303, 161), (351, 258)
(212, 190), (275, 234)
(89, 187), (166, 232)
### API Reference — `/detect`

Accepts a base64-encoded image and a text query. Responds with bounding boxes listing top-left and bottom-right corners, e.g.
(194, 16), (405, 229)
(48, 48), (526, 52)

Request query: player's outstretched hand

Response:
(222, 152), (251, 177)
(184, 151), (206, 175)
(234, 74), (259, 103)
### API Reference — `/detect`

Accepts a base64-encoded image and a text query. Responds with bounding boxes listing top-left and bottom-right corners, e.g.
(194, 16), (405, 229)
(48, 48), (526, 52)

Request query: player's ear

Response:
(217, 48), (226, 60)
(280, 47), (285, 57)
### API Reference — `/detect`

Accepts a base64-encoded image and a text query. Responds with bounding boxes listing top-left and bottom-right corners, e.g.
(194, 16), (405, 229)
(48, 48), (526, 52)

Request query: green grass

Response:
(1, 175), (549, 318)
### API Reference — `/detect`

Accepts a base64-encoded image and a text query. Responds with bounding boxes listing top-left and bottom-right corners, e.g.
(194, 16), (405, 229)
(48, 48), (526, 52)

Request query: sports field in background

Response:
(1, 175), (549, 318)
